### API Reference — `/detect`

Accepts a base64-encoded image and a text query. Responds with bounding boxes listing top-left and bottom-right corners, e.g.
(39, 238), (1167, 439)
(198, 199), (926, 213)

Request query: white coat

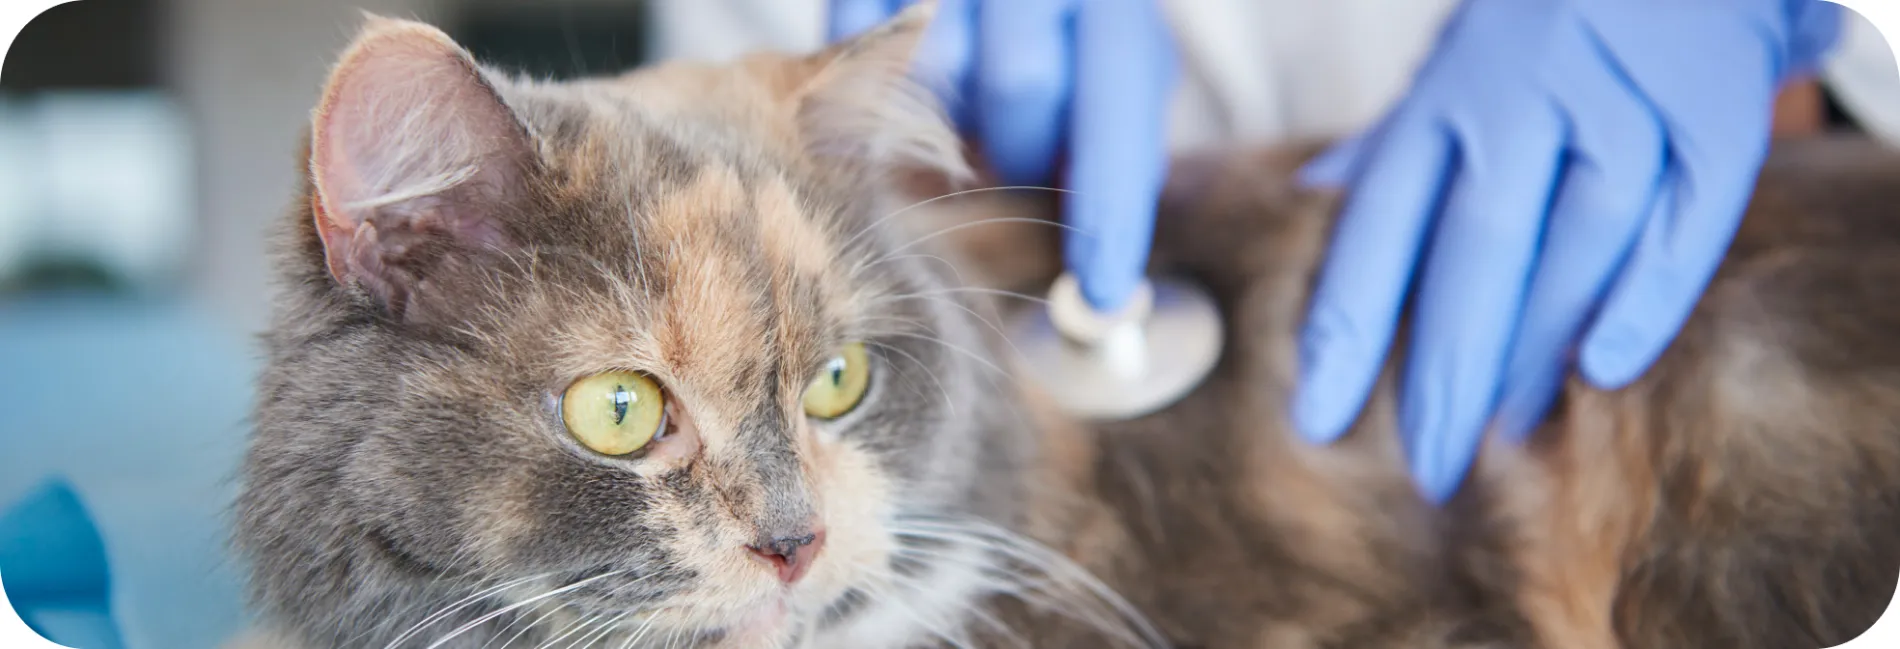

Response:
(643, 0), (1900, 148)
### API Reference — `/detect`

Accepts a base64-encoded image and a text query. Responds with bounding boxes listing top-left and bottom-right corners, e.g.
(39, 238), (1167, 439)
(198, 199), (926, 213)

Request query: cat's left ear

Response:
(795, 1), (972, 182)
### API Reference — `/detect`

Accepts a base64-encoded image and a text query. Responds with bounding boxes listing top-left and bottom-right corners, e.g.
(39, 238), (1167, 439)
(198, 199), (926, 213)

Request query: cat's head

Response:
(242, 5), (1052, 647)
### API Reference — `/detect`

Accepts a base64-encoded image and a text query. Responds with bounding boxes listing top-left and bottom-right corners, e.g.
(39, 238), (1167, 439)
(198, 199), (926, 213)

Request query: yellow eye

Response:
(561, 371), (666, 456)
(803, 343), (871, 419)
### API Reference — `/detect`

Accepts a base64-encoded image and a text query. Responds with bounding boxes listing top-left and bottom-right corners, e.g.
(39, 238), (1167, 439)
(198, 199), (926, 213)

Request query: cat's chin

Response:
(619, 583), (852, 649)
(714, 599), (793, 649)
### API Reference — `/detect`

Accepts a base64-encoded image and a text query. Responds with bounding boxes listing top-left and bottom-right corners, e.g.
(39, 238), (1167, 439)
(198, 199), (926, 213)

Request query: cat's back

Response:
(1002, 136), (1900, 649)
(1585, 136), (1900, 649)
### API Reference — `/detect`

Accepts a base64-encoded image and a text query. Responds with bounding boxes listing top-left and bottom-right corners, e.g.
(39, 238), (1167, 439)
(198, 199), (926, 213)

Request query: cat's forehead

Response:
(521, 90), (859, 299)
(510, 66), (878, 290)
(503, 57), (822, 192)
(493, 88), (885, 419)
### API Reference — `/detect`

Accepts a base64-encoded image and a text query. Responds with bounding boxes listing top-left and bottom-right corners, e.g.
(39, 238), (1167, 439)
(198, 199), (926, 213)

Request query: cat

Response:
(234, 4), (1900, 649)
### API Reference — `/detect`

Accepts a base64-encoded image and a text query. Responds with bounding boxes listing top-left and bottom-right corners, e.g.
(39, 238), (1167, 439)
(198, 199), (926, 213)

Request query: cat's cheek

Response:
(814, 420), (845, 446)
(804, 433), (900, 602)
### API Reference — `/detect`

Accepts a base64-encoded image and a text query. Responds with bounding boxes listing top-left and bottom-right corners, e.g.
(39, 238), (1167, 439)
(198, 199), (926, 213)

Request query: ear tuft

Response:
(797, 1), (971, 183)
(309, 15), (533, 318)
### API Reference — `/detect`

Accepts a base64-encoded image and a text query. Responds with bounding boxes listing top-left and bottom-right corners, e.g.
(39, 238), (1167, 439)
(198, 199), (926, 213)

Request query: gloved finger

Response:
(1578, 159), (1760, 389)
(1298, 129), (1374, 188)
(976, 0), (1074, 186)
(828, 0), (906, 42)
(1578, 32), (1778, 389)
(1062, 0), (1176, 311)
(1786, 0), (1844, 77)
(1400, 105), (1565, 504)
(1292, 110), (1453, 445)
(1493, 40), (1664, 441)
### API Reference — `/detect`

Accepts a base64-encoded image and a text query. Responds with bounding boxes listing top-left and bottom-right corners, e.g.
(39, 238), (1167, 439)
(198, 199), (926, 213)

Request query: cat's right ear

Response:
(308, 15), (534, 319)
(795, 1), (972, 183)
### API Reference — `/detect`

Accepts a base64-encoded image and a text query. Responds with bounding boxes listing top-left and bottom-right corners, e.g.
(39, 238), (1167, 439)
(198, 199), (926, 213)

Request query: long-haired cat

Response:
(234, 5), (1900, 648)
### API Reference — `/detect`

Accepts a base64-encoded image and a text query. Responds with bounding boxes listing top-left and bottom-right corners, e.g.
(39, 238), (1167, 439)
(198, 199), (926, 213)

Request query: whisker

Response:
(424, 570), (634, 649)
(853, 579), (977, 649)
(837, 186), (1077, 260)
(623, 187), (654, 306)
(871, 331), (1011, 382)
(864, 340), (957, 411)
(850, 217), (1085, 281)
(865, 293), (1028, 366)
(486, 603), (565, 649)
(567, 612), (630, 649)
(536, 613), (601, 649)
(889, 540), (1110, 637)
(386, 573), (552, 649)
(890, 543), (1117, 644)
(857, 253), (970, 287)
(615, 613), (662, 649)
(889, 518), (1168, 649)
(855, 314), (943, 341)
(878, 563), (1033, 649)
(869, 286), (1051, 307)
(659, 623), (686, 649)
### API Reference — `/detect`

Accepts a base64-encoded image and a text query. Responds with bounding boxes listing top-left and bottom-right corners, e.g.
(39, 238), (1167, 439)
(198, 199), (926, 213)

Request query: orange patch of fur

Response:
(1492, 388), (1656, 649)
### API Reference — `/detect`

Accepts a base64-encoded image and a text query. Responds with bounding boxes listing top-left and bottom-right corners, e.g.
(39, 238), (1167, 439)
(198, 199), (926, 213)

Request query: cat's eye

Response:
(803, 343), (872, 419)
(561, 371), (667, 456)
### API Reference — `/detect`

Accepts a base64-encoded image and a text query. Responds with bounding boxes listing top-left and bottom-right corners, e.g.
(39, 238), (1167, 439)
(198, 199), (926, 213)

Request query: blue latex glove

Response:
(1294, 0), (1844, 503)
(829, 0), (1177, 312)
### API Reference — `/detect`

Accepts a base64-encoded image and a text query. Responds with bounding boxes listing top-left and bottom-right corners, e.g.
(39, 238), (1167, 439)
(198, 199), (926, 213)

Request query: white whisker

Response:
(568, 612), (630, 649)
(864, 340), (956, 411)
(858, 253), (969, 286)
(837, 186), (1076, 260)
(489, 602), (566, 649)
(871, 331), (1011, 381)
(850, 217), (1084, 281)
(890, 544), (1113, 643)
(386, 573), (552, 649)
(615, 613), (662, 649)
(879, 564), (1032, 649)
(854, 580), (977, 649)
(868, 286), (1050, 307)
(865, 292), (1027, 365)
(889, 517), (1168, 649)
(424, 570), (632, 649)
(536, 614), (601, 649)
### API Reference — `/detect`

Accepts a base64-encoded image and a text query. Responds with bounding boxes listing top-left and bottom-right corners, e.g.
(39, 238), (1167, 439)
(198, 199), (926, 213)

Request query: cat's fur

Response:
(236, 5), (1900, 649)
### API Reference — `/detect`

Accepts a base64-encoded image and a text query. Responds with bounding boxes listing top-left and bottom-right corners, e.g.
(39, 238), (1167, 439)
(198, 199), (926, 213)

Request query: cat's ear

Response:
(308, 15), (534, 317)
(795, 1), (972, 182)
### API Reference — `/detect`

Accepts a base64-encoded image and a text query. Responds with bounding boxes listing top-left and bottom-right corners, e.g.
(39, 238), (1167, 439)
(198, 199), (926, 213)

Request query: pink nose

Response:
(747, 530), (826, 584)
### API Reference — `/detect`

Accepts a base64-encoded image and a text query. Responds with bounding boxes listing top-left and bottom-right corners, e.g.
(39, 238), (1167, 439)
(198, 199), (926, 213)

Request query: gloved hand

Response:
(829, 0), (1177, 313)
(1294, 0), (1844, 503)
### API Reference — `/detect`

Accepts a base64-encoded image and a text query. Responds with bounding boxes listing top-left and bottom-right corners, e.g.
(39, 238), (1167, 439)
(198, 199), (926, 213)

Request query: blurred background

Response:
(0, 0), (1894, 648)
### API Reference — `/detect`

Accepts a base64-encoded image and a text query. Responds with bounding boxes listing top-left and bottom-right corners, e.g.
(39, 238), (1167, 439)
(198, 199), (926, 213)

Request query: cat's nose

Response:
(747, 529), (826, 585)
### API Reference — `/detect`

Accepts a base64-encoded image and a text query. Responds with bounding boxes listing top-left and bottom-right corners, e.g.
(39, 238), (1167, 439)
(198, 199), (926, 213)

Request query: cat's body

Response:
(235, 6), (1900, 649)
(951, 139), (1900, 649)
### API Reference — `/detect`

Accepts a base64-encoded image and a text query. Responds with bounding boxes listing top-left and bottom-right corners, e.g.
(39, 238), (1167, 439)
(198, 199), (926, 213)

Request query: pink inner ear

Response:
(308, 19), (529, 287)
(311, 22), (532, 241)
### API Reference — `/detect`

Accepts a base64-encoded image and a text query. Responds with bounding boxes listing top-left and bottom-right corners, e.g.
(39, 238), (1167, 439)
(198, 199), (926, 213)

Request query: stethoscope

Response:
(1005, 270), (1223, 421)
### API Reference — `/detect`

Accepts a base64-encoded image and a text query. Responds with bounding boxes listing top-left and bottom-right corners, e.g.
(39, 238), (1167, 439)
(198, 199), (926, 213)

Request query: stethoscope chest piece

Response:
(1006, 272), (1224, 421)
